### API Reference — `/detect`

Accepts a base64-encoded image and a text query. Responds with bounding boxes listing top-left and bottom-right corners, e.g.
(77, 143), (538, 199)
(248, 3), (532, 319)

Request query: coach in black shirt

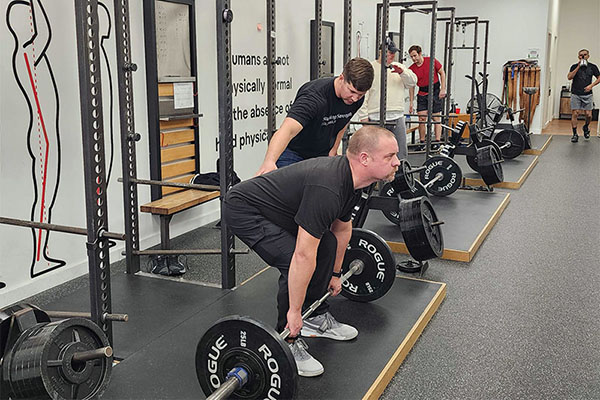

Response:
(225, 126), (400, 377)
(255, 58), (374, 175)
(567, 49), (600, 142)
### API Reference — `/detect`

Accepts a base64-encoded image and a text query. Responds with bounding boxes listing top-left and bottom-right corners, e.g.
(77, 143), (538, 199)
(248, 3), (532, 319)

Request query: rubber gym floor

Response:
(25, 134), (600, 399)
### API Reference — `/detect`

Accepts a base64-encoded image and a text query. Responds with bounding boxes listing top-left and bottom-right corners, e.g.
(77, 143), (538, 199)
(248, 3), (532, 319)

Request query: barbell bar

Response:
(45, 310), (129, 323)
(130, 248), (249, 256)
(118, 177), (219, 191)
(0, 216), (125, 240)
(70, 346), (113, 362)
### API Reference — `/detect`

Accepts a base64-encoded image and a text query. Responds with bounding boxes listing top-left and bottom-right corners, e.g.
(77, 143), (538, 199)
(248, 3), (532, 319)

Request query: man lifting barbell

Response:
(223, 126), (400, 377)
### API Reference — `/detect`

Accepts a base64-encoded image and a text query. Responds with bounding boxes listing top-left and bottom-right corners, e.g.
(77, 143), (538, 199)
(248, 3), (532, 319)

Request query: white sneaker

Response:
(288, 338), (324, 377)
(300, 311), (358, 341)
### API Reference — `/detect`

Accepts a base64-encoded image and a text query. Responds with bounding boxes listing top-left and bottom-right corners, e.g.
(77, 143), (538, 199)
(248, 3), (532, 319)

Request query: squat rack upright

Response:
(437, 16), (490, 127)
(375, 1), (447, 159)
(396, 5), (456, 155)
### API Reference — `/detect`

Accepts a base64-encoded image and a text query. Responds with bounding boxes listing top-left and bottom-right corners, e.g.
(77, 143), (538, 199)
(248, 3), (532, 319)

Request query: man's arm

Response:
(584, 74), (600, 92)
(287, 227), (321, 337)
(438, 68), (447, 98)
(327, 219), (353, 295)
(329, 123), (349, 156)
(567, 64), (579, 80)
(399, 65), (418, 88)
(255, 117), (303, 176)
(409, 87), (415, 113)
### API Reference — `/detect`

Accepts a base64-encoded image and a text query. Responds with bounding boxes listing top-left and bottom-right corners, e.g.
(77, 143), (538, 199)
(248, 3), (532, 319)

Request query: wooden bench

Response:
(140, 189), (219, 249)
(140, 81), (217, 249)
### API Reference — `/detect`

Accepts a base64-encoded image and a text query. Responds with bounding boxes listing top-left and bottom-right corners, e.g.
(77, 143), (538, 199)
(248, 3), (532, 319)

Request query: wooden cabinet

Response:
(559, 89), (572, 119)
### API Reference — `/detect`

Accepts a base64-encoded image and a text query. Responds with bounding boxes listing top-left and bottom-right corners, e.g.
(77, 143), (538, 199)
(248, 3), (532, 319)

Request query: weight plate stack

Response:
(196, 316), (298, 399)
(420, 156), (463, 197)
(340, 228), (396, 302)
(390, 159), (416, 194)
(1, 318), (112, 400)
(398, 197), (444, 261)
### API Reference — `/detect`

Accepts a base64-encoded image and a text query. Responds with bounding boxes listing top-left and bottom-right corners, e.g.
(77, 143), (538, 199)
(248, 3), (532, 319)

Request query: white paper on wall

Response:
(173, 82), (194, 109)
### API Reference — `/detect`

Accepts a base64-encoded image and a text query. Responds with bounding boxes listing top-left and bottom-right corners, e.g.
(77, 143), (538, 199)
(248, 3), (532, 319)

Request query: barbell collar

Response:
(279, 260), (363, 341)
(71, 346), (113, 363)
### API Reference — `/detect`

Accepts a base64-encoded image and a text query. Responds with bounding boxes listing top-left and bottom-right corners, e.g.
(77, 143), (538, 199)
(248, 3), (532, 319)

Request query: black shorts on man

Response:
(416, 82), (443, 113)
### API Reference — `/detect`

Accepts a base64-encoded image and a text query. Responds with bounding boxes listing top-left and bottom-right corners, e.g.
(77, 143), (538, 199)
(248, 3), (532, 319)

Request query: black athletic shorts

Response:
(416, 86), (443, 113)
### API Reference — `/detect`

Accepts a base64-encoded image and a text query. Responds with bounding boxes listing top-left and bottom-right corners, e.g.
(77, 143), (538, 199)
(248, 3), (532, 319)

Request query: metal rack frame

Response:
(73, 0), (115, 342)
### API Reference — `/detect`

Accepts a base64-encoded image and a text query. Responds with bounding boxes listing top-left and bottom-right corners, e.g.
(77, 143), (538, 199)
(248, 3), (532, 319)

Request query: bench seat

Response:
(140, 189), (220, 249)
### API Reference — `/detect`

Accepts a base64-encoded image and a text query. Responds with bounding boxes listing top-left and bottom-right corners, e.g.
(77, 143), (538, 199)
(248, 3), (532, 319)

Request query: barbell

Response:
(196, 228), (402, 399)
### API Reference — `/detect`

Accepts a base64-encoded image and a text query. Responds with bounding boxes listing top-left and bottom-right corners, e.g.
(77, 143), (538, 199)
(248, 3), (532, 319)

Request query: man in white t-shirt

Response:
(358, 41), (417, 159)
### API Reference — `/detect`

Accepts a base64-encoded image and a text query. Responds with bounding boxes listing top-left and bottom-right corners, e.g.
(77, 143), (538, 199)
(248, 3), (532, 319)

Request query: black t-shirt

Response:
(286, 77), (364, 159)
(569, 62), (600, 95)
(226, 156), (360, 238)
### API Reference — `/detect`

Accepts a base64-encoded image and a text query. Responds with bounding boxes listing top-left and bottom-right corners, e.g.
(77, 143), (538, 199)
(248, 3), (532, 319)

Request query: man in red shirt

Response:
(408, 45), (446, 150)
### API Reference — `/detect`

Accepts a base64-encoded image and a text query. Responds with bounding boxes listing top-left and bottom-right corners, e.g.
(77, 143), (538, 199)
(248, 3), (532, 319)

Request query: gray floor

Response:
(23, 135), (600, 399)
(381, 135), (600, 399)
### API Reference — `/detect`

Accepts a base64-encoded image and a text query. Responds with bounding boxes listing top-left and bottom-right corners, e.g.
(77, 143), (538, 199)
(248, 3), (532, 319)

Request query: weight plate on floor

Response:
(420, 156), (462, 197)
(196, 316), (297, 399)
(465, 142), (483, 172)
(493, 129), (524, 159)
(2, 318), (112, 400)
(398, 197), (444, 261)
(341, 228), (396, 302)
(477, 145), (504, 185)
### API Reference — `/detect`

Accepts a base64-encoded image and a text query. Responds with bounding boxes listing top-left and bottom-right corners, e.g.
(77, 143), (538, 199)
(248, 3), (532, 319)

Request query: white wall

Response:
(543, 0), (561, 126)
(0, 0), (355, 307)
(351, 0), (554, 133)
(0, 0), (572, 306)
(554, 0), (600, 118)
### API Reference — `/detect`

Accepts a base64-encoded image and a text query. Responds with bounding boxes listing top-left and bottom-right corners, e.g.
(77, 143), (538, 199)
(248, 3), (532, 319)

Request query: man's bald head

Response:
(347, 125), (395, 157)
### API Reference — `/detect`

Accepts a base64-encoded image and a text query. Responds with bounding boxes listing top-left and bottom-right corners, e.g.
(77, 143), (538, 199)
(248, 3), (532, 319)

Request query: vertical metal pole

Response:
(444, 9), (455, 142)
(343, 0), (352, 65)
(216, 0), (236, 289)
(74, 0), (113, 342)
(469, 18), (478, 126)
(375, 3), (382, 58)
(399, 9), (405, 60)
(425, 0), (438, 160)
(378, 0), (389, 126)
(113, 0), (140, 274)
(341, 0), (352, 155)
(482, 20), (489, 100)
(142, 0), (162, 201)
(315, 0), (322, 78)
(267, 0), (276, 140)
